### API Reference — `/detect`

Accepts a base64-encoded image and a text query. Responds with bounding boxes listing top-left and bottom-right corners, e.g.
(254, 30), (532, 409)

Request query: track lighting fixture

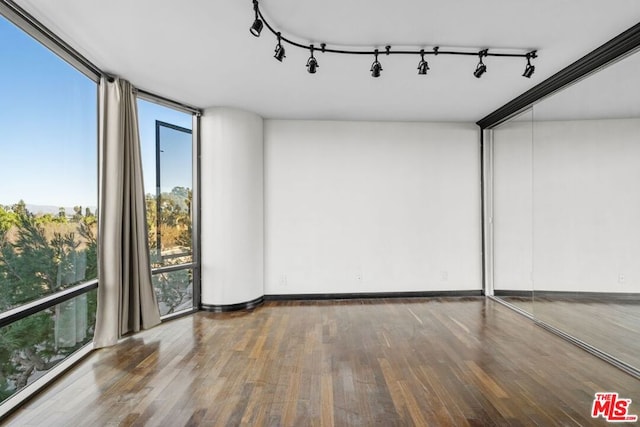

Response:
(250, 17), (263, 37)
(249, 0), (538, 79)
(249, 0), (263, 37)
(274, 32), (286, 62)
(522, 51), (537, 78)
(473, 50), (488, 78)
(522, 62), (534, 78)
(371, 49), (382, 78)
(417, 50), (429, 75)
(307, 45), (318, 73)
(474, 63), (487, 78)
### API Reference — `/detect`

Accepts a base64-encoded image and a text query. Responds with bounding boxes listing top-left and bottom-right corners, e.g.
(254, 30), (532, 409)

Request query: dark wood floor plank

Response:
(4, 297), (639, 426)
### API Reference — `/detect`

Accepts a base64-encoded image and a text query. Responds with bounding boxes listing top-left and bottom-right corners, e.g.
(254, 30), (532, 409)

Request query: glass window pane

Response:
(152, 269), (193, 316)
(156, 123), (193, 265)
(137, 100), (193, 269)
(0, 289), (97, 404)
(0, 16), (98, 312)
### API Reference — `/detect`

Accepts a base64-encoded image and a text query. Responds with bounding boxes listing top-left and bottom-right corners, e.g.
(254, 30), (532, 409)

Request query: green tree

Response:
(72, 206), (83, 222)
(145, 193), (158, 251)
(12, 200), (28, 217)
(0, 206), (18, 232)
(57, 207), (67, 222)
(0, 209), (97, 403)
(0, 214), (58, 308)
(78, 214), (97, 281)
(145, 186), (192, 252)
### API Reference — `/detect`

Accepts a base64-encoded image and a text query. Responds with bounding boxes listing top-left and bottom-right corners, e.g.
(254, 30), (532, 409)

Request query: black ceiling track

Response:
(249, 0), (537, 78)
(477, 21), (640, 129)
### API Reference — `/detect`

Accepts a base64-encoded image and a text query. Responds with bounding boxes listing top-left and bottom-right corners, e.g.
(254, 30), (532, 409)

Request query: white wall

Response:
(200, 108), (264, 306)
(264, 120), (481, 295)
(493, 118), (640, 293)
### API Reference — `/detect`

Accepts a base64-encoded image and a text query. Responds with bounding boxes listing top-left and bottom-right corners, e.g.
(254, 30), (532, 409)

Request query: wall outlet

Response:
(618, 273), (625, 284)
(280, 274), (288, 287)
(441, 271), (448, 281)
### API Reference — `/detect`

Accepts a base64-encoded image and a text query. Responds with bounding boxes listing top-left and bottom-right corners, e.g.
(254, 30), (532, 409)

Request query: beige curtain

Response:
(94, 77), (161, 348)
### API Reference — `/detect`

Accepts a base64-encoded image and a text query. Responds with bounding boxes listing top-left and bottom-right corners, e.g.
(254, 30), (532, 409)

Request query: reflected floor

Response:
(498, 295), (533, 316)
(499, 294), (640, 370)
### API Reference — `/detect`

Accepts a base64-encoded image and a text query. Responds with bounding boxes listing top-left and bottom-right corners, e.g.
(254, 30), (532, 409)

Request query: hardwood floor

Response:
(5, 297), (640, 426)
(499, 295), (640, 370)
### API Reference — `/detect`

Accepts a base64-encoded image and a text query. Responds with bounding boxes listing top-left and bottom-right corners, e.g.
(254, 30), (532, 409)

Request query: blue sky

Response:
(0, 15), (192, 210)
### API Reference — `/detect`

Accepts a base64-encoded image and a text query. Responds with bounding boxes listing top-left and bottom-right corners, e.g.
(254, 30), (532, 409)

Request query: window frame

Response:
(137, 102), (202, 321)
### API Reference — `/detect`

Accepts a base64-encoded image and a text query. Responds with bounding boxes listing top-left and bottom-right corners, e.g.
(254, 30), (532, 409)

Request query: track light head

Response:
(371, 61), (382, 77)
(474, 51), (487, 78)
(274, 44), (286, 61)
(250, 0), (263, 37)
(307, 46), (318, 74)
(418, 61), (429, 75)
(522, 53), (535, 78)
(522, 63), (535, 78)
(474, 63), (487, 78)
(250, 18), (263, 37)
(371, 49), (382, 78)
(307, 57), (318, 73)
(274, 33), (285, 62)
(417, 50), (429, 75)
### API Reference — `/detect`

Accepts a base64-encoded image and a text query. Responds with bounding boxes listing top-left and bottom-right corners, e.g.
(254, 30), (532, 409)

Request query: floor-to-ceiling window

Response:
(0, 12), (98, 407)
(138, 99), (198, 317)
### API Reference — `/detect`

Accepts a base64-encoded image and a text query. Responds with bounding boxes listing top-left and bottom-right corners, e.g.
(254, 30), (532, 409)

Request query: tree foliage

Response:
(146, 186), (192, 253)
(0, 205), (18, 233)
(0, 205), (97, 402)
(146, 187), (193, 315)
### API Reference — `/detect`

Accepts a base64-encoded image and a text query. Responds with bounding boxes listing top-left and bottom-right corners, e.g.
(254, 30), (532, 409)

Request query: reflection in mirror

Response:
(491, 109), (534, 315)
(530, 48), (640, 371)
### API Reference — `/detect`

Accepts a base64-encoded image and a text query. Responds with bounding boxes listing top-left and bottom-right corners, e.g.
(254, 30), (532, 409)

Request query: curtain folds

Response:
(94, 77), (160, 348)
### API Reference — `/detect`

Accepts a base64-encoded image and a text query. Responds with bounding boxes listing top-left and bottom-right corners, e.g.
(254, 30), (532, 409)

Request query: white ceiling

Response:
(14, 0), (640, 122)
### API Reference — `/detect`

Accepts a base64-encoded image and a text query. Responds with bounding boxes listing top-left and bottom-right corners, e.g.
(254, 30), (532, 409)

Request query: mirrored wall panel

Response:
(492, 48), (640, 371)
(530, 49), (640, 369)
